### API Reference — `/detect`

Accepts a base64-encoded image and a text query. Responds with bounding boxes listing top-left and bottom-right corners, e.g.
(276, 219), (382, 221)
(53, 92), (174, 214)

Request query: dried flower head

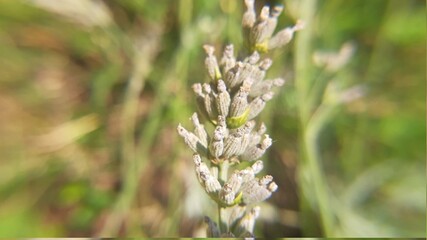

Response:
(177, 0), (303, 237)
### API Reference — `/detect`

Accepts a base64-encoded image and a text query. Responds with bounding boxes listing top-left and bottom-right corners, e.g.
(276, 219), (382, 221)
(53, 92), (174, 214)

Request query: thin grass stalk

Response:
(99, 31), (160, 236)
(305, 103), (338, 236)
(295, 0), (340, 236)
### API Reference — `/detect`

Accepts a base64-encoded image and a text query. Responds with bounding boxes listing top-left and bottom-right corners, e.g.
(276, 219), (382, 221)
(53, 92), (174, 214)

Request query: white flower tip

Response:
(262, 135), (272, 148)
(193, 154), (202, 165)
(260, 175), (273, 184)
(268, 182), (278, 192)
(245, 120), (255, 129)
(177, 124), (184, 133)
(248, 51), (260, 64)
(261, 92), (274, 101)
(251, 160), (264, 173)
(217, 79), (227, 91)
(244, 0), (255, 9)
(190, 112), (199, 123)
(202, 83), (212, 92)
(294, 20), (305, 31)
(192, 83), (203, 95)
(260, 6), (270, 20)
(203, 44), (215, 55)
(271, 5), (284, 18)
(273, 78), (285, 86)
(259, 58), (273, 70)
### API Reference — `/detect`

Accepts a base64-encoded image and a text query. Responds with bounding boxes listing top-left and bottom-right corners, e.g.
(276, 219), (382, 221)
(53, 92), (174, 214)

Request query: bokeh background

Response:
(0, 0), (425, 237)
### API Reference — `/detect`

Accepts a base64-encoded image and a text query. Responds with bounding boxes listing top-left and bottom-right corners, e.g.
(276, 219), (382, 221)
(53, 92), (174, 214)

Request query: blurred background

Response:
(0, 0), (424, 237)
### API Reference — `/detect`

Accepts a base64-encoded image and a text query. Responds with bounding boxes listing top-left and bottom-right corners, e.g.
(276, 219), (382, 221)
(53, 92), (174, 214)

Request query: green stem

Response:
(218, 204), (223, 233)
(217, 161), (230, 234)
(295, 0), (337, 236)
(305, 103), (338, 236)
(295, 0), (317, 126)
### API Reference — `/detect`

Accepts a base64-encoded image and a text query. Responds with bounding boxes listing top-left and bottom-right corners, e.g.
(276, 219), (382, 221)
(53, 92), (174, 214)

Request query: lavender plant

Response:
(177, 0), (303, 237)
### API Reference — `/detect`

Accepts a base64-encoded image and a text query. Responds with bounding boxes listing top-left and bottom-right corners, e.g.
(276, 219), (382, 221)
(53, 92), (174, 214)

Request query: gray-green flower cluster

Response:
(177, 0), (303, 237)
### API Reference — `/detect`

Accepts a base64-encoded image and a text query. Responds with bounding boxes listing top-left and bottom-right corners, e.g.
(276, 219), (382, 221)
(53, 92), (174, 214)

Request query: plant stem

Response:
(217, 161), (230, 233)
(295, 0), (337, 236)
(218, 204), (223, 233)
(305, 103), (338, 236)
(295, 0), (317, 126)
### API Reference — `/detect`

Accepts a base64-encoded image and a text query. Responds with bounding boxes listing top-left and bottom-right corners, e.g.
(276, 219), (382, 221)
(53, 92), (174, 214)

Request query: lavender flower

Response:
(177, 0), (303, 237)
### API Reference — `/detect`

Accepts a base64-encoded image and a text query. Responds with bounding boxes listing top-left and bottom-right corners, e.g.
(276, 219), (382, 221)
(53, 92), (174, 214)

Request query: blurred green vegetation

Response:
(0, 0), (424, 237)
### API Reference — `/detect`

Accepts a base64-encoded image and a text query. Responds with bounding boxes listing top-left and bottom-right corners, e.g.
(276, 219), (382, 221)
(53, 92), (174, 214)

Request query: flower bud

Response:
(220, 44), (236, 74)
(216, 80), (231, 117)
(227, 171), (244, 193)
(203, 173), (222, 193)
(259, 175), (273, 185)
(235, 62), (257, 88)
(191, 112), (208, 146)
(264, 5), (283, 39)
(224, 61), (244, 89)
(216, 115), (229, 136)
(203, 44), (222, 81)
(219, 183), (235, 205)
(242, 134), (272, 161)
(248, 91), (274, 120)
(193, 83), (210, 120)
(228, 205), (246, 229)
(244, 51), (260, 65)
(259, 58), (273, 71)
(268, 181), (278, 192)
(248, 122), (267, 148)
(250, 6), (270, 46)
(177, 124), (207, 156)
(251, 160), (264, 174)
(234, 206), (260, 237)
(239, 167), (255, 183)
(242, 0), (256, 29)
(229, 82), (251, 118)
(203, 83), (218, 121)
(249, 58), (273, 86)
(209, 125), (225, 161)
(236, 120), (256, 155)
(222, 130), (243, 159)
(250, 77), (284, 97)
(268, 20), (305, 50)
(196, 161), (221, 194)
(241, 177), (275, 204)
